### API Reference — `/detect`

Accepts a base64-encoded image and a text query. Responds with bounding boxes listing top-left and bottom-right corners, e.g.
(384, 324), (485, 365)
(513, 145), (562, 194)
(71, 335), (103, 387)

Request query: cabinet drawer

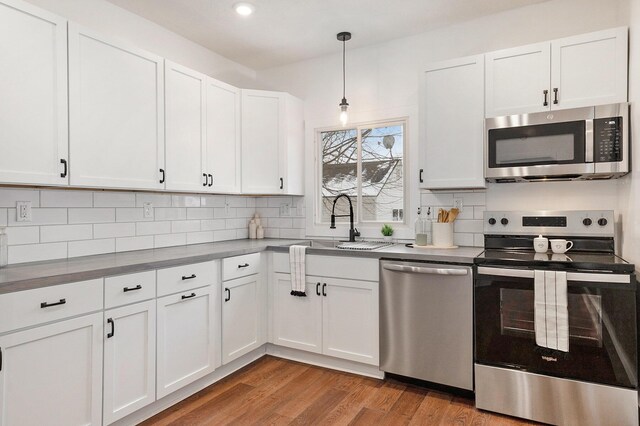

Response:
(0, 279), (104, 334)
(105, 270), (156, 309)
(157, 260), (217, 296)
(223, 253), (261, 281)
(273, 253), (378, 282)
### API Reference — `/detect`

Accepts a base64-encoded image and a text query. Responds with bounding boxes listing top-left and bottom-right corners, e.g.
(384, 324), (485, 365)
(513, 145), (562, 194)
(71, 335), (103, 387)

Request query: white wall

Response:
(257, 0), (633, 246)
(23, 0), (256, 87)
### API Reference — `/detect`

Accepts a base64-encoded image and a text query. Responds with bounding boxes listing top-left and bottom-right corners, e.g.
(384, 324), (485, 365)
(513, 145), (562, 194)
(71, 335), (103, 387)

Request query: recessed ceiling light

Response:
(234, 2), (254, 16)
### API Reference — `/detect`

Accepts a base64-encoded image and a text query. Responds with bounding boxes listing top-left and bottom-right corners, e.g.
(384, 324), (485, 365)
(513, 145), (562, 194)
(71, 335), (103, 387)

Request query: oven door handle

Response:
(477, 267), (630, 284)
(383, 264), (468, 276)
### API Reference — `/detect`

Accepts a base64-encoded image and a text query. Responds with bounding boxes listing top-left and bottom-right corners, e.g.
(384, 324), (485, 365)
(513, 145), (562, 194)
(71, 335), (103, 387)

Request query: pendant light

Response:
(337, 32), (351, 126)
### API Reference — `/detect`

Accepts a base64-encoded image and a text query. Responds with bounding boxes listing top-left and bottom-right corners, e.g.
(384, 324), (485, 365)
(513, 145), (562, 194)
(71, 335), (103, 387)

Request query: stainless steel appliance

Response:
(485, 103), (629, 182)
(380, 260), (473, 390)
(474, 210), (638, 425)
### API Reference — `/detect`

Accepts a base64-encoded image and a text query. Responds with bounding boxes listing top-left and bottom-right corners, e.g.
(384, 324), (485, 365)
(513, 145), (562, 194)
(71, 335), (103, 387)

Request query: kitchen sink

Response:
(308, 240), (393, 251)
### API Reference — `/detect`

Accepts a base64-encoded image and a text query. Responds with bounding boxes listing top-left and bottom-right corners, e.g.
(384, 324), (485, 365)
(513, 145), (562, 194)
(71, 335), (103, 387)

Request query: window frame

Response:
(315, 118), (409, 229)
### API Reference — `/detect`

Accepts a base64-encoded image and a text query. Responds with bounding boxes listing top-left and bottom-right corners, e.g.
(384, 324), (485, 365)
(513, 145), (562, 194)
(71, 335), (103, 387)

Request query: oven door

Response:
(475, 266), (637, 389)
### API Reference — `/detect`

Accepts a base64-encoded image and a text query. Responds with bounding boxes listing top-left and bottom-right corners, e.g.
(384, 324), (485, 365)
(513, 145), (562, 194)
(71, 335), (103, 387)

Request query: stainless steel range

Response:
(474, 210), (638, 426)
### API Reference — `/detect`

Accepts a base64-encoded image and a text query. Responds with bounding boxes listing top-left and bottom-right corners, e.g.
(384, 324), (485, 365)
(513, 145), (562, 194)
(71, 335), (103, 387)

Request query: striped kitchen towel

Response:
(289, 245), (307, 297)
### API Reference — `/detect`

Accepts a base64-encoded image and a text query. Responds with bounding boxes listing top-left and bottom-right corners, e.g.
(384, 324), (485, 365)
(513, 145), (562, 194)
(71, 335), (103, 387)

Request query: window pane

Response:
(321, 129), (358, 223)
(360, 125), (404, 222)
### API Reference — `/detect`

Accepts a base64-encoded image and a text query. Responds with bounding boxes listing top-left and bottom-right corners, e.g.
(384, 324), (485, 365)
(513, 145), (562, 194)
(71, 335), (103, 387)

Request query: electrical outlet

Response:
(454, 199), (464, 212)
(143, 202), (153, 219)
(280, 203), (290, 217)
(225, 202), (231, 217)
(16, 201), (32, 222)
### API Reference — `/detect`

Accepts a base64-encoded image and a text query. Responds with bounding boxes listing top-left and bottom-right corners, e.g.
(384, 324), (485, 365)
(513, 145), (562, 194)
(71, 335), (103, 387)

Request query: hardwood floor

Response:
(142, 356), (539, 425)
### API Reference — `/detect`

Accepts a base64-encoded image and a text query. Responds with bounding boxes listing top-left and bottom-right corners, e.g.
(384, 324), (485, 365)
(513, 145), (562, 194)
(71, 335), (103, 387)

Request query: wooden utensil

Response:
(448, 208), (459, 223)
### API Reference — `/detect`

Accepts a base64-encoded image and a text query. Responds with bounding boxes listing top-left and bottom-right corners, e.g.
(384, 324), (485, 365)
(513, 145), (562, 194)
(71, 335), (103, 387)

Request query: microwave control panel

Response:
(594, 117), (622, 162)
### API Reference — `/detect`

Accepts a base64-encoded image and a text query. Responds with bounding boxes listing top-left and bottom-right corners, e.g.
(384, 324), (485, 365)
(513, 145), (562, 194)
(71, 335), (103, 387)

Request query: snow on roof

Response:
(322, 159), (401, 197)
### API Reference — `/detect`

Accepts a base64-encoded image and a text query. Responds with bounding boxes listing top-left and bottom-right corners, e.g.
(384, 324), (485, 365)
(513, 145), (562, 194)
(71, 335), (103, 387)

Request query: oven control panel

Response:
(594, 117), (622, 163)
(484, 210), (614, 237)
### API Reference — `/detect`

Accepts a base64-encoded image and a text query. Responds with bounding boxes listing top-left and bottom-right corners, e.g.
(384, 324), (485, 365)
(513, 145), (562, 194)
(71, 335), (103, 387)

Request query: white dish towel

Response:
(534, 270), (569, 352)
(289, 245), (307, 297)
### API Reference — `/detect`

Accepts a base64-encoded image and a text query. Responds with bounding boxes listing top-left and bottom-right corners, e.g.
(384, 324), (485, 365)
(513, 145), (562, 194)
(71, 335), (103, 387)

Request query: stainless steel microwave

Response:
(485, 103), (629, 182)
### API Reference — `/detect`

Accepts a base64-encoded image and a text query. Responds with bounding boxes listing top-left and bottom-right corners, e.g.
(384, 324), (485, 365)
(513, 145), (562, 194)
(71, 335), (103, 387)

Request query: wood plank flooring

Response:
(142, 356), (539, 425)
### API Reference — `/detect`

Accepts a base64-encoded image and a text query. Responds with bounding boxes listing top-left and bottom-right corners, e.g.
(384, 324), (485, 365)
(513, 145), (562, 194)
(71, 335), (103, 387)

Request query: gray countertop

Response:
(0, 239), (483, 294)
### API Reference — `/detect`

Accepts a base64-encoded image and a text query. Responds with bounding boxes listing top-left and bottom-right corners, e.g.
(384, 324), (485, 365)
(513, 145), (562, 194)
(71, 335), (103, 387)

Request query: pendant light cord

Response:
(342, 39), (346, 99)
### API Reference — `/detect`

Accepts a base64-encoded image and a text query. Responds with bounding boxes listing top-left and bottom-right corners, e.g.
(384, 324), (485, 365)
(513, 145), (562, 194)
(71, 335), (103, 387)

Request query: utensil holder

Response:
(432, 222), (454, 247)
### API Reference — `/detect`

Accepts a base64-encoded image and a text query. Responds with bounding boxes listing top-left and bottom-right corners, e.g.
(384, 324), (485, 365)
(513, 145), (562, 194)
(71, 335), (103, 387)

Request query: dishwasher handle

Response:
(382, 263), (468, 276)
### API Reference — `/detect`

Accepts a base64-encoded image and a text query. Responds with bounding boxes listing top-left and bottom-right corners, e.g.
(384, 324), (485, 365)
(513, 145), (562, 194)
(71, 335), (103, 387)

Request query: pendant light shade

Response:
(337, 32), (351, 126)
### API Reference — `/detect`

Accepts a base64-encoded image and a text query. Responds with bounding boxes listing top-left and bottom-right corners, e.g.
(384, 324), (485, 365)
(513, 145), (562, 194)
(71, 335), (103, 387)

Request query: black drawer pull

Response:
(316, 282), (321, 296)
(208, 174), (213, 187)
(543, 89), (549, 106)
(0, 347), (3, 371)
(182, 274), (197, 280)
(159, 168), (165, 184)
(280, 177), (284, 190)
(238, 263), (249, 269)
(419, 168), (424, 183)
(107, 318), (115, 338)
(181, 292), (196, 300)
(41, 298), (66, 308)
(553, 87), (559, 104)
(224, 288), (231, 302)
(203, 173), (208, 186)
(322, 283), (327, 297)
(60, 159), (68, 178)
(123, 284), (142, 292)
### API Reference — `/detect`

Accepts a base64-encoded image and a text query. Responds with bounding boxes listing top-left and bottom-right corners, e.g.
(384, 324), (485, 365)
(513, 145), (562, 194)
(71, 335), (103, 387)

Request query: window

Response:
(319, 120), (405, 225)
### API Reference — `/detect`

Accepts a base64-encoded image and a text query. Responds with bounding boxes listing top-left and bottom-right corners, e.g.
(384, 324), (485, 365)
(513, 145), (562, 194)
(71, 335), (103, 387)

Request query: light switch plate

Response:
(16, 201), (32, 222)
(143, 202), (153, 219)
(454, 199), (464, 212)
(280, 203), (290, 216)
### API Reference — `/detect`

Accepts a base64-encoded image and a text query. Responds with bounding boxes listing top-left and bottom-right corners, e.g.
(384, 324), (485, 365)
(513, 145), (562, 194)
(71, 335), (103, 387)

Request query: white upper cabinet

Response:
(485, 42), (551, 118)
(420, 55), (485, 189)
(486, 27), (628, 117)
(241, 90), (304, 195)
(206, 78), (241, 193)
(551, 27), (628, 110)
(68, 24), (165, 190)
(0, 0), (69, 186)
(165, 61), (207, 192)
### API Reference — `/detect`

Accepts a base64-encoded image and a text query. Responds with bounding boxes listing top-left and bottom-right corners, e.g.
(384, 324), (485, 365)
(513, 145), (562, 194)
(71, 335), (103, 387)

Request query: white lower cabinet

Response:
(156, 286), (217, 399)
(222, 274), (261, 364)
(272, 273), (379, 366)
(0, 313), (103, 426)
(103, 300), (156, 425)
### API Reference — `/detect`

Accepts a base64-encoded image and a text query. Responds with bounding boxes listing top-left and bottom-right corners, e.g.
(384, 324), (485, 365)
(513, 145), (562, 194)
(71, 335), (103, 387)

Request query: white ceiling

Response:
(106, 0), (547, 70)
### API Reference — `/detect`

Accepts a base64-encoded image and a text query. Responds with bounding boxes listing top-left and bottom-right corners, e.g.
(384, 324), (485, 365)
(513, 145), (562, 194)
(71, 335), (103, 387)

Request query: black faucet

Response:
(329, 194), (360, 242)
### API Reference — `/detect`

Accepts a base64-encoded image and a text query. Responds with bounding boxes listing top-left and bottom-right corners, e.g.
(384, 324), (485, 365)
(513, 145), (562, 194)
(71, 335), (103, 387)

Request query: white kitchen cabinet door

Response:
(0, 313), (103, 426)
(241, 89), (285, 194)
(165, 61), (207, 192)
(68, 24), (165, 190)
(282, 94), (305, 195)
(271, 273), (322, 353)
(0, 0), (68, 186)
(322, 277), (379, 366)
(420, 55), (485, 189)
(222, 274), (260, 364)
(103, 300), (156, 425)
(156, 287), (216, 399)
(485, 42), (551, 117)
(551, 27), (628, 110)
(206, 78), (241, 193)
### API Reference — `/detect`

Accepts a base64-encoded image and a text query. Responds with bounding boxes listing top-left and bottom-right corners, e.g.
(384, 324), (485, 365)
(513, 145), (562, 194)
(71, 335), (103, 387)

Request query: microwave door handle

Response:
(585, 119), (594, 163)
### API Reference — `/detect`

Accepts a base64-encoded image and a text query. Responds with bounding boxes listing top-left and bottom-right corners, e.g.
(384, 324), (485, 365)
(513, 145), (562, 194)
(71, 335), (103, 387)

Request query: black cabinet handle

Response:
(0, 347), (2, 371)
(41, 298), (66, 309)
(238, 263), (249, 269)
(208, 174), (213, 187)
(316, 282), (321, 296)
(181, 292), (196, 300)
(543, 90), (549, 106)
(123, 284), (142, 293)
(107, 318), (115, 338)
(280, 177), (284, 190)
(322, 283), (327, 297)
(419, 168), (424, 183)
(182, 274), (196, 280)
(159, 168), (165, 184)
(203, 173), (208, 186)
(553, 88), (559, 105)
(60, 159), (67, 178)
(224, 288), (231, 302)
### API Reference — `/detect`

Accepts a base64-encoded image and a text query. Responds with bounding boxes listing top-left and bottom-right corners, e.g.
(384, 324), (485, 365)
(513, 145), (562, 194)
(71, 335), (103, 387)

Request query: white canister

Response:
(256, 225), (264, 239)
(432, 222), (454, 247)
(249, 220), (257, 239)
(533, 235), (549, 253)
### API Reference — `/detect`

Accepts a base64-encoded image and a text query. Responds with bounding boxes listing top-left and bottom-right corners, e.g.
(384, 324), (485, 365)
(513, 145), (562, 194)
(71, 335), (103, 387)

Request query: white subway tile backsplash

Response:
(8, 208), (67, 227)
(214, 207), (234, 219)
(226, 197), (246, 208)
(69, 208), (115, 224)
(94, 223), (136, 239)
(116, 236), (154, 252)
(116, 208), (151, 222)
(136, 221), (171, 236)
(201, 219), (226, 231)
(41, 224), (93, 243)
(186, 208), (214, 220)
(5, 226), (40, 245)
(136, 193), (171, 208)
(236, 229), (249, 239)
(474, 205), (486, 220)
(474, 234), (485, 247)
(264, 228), (280, 238)
(454, 191), (486, 206)
(453, 220), (483, 233)
(453, 233), (474, 247)
(155, 208), (187, 221)
(172, 195), (201, 207)
(0, 188), (39, 207)
(186, 231), (214, 244)
(94, 191), (136, 207)
(292, 218), (305, 229)
(154, 233), (186, 248)
(257, 207), (279, 218)
(255, 197), (268, 207)
(171, 220), (200, 233)
(268, 196), (291, 208)
(9, 242), (67, 264)
(270, 218), (292, 228)
(421, 192), (454, 208)
(40, 190), (92, 208)
(0, 209), (7, 226)
(213, 229), (237, 242)
(246, 198), (256, 208)
(200, 195), (226, 207)
(279, 228), (304, 239)
(68, 239), (115, 258)
(236, 208), (255, 218)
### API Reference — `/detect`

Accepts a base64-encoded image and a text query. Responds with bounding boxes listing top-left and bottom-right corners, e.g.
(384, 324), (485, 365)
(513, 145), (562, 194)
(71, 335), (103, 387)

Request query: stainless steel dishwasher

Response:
(380, 260), (473, 391)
